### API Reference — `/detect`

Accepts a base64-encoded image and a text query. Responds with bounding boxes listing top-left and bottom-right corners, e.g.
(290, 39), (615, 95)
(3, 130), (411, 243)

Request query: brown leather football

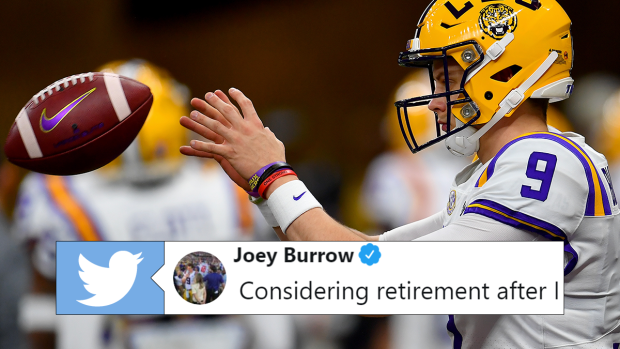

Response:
(4, 72), (153, 175)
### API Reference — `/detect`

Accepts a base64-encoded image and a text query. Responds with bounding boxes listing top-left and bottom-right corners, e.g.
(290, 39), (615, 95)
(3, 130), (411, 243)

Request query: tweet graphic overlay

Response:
(153, 242), (564, 315)
(57, 242), (164, 314)
(57, 242), (563, 314)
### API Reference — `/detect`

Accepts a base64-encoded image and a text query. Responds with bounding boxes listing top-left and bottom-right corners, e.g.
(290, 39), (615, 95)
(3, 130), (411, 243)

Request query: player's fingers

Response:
(214, 90), (242, 115)
(189, 140), (232, 159)
(180, 116), (225, 144)
(180, 146), (215, 158)
(229, 88), (264, 128)
(191, 98), (233, 128)
(205, 92), (243, 128)
(189, 111), (235, 141)
(190, 98), (209, 113)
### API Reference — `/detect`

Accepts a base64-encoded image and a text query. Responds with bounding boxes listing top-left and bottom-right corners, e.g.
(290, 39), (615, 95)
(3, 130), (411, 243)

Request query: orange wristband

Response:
(258, 169), (297, 199)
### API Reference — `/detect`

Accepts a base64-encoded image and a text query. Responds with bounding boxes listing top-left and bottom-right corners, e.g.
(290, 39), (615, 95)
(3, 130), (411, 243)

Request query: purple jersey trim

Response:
(465, 199), (578, 275)
(474, 132), (611, 216)
(447, 315), (463, 349)
(40, 175), (103, 241)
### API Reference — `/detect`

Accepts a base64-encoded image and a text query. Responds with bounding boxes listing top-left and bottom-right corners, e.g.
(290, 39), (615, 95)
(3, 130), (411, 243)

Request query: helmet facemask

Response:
(395, 40), (484, 154)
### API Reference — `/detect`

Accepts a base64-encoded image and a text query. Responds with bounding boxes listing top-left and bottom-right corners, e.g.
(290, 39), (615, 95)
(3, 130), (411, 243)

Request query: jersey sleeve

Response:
(463, 134), (605, 241)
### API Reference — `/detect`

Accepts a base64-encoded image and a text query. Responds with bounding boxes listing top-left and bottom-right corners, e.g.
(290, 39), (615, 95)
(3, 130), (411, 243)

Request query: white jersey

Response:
(184, 271), (195, 290)
(443, 131), (620, 348)
(198, 263), (209, 278)
(14, 159), (270, 279)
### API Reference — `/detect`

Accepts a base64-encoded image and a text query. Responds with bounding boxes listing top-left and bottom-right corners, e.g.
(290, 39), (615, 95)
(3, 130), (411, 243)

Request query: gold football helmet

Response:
(397, 0), (574, 156)
(98, 59), (189, 183)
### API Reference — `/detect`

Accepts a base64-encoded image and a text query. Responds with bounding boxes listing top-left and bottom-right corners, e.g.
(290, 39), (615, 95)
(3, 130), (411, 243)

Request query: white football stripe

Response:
(103, 73), (131, 121)
(15, 108), (43, 159)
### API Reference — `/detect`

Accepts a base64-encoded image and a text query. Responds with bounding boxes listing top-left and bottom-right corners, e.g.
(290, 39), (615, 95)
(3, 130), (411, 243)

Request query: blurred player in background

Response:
(13, 59), (293, 349)
(361, 71), (465, 349)
(564, 74), (620, 142)
(596, 87), (620, 187)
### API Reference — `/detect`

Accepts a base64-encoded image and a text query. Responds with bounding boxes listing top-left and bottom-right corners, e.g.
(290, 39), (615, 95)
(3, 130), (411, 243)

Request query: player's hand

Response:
(180, 88), (286, 181)
(180, 91), (251, 191)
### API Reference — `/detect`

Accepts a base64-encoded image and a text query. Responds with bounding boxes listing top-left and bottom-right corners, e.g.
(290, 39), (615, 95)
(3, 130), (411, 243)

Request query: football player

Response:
(182, 263), (196, 302)
(198, 258), (210, 280)
(181, 0), (620, 348)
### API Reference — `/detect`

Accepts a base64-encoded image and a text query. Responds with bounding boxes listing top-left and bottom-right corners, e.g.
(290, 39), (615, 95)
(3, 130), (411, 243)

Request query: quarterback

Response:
(180, 0), (620, 348)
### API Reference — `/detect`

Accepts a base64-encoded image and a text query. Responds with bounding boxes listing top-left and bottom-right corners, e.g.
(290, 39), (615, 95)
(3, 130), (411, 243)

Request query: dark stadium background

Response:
(1, 0), (619, 215)
(0, 1), (619, 348)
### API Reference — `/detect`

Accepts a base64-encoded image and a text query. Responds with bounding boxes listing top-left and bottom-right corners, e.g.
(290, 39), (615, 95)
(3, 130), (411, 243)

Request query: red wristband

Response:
(258, 169), (297, 199)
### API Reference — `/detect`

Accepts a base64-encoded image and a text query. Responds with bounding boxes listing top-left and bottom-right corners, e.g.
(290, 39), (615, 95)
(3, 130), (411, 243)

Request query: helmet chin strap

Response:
(446, 50), (560, 158)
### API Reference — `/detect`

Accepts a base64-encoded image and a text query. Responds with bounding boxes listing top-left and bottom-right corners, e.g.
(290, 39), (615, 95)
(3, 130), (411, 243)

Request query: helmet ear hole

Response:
(491, 65), (523, 82)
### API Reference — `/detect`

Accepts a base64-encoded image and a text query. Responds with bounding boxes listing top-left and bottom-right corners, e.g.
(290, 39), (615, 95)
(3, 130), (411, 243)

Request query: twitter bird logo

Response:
(78, 251), (143, 307)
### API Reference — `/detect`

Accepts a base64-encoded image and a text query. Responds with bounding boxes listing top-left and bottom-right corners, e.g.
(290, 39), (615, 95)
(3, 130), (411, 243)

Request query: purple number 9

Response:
(521, 152), (557, 201)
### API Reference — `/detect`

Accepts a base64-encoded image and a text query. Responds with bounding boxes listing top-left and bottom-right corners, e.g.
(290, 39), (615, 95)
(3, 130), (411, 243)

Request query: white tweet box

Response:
(153, 241), (564, 315)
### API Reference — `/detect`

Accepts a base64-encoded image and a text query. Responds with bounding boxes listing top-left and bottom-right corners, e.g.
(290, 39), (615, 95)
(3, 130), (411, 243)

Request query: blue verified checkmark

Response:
(359, 243), (381, 266)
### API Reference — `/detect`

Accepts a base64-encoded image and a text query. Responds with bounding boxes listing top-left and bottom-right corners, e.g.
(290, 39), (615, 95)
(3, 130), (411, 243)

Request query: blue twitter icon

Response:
(57, 242), (164, 314)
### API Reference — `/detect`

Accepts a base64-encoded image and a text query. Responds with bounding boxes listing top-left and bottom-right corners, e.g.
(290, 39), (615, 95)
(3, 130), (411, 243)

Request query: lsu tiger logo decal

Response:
(447, 190), (457, 216)
(479, 4), (518, 40)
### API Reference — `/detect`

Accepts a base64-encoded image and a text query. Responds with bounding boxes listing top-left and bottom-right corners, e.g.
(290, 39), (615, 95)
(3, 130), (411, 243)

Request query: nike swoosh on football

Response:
(40, 88), (96, 133)
(293, 192), (307, 201)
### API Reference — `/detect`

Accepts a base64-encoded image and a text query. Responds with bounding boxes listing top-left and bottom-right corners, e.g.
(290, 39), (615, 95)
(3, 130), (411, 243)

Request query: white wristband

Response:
(249, 195), (279, 227)
(267, 180), (323, 233)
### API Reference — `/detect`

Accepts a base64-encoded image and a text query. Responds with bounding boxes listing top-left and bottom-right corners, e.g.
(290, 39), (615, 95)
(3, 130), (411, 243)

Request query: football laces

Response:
(32, 72), (95, 105)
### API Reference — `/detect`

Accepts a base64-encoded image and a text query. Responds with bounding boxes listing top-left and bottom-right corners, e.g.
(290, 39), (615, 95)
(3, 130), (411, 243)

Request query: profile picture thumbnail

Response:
(173, 251), (226, 305)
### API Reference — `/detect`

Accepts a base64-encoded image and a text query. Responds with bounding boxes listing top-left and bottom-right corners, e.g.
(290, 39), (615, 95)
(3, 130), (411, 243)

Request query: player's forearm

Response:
(284, 208), (366, 241)
(272, 227), (289, 240)
(275, 215), (375, 241)
(264, 176), (367, 241)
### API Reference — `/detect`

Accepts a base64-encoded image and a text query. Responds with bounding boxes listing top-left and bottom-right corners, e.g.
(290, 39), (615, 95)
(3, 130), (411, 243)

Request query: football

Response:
(4, 72), (153, 175)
